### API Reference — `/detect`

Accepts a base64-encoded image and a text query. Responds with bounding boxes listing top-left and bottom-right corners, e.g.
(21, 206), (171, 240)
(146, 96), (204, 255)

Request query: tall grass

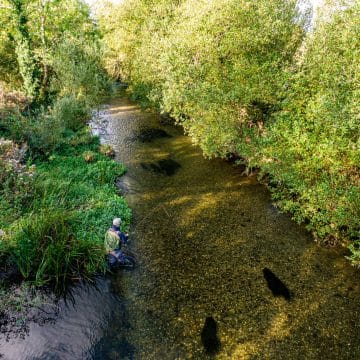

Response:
(1, 128), (131, 290)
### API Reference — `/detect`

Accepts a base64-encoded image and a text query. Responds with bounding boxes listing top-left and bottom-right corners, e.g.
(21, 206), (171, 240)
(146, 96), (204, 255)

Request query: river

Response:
(1, 97), (359, 359)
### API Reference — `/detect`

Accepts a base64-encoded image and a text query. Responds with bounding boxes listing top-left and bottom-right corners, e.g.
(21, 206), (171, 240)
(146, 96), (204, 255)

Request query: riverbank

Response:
(0, 121), (131, 338)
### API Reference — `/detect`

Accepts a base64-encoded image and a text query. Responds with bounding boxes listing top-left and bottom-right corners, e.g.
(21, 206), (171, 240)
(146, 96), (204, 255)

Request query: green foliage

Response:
(27, 108), (65, 155)
(0, 0), (130, 290)
(9, 0), (40, 100)
(0, 132), (130, 289)
(10, 210), (76, 282)
(0, 96), (91, 156)
(0, 0), (109, 106)
(0, 139), (35, 221)
(52, 95), (90, 131)
(100, 0), (305, 157)
(100, 0), (359, 256)
(15, 37), (39, 100)
(259, 3), (360, 247)
(1, 108), (64, 156)
(0, 32), (21, 87)
(51, 39), (112, 106)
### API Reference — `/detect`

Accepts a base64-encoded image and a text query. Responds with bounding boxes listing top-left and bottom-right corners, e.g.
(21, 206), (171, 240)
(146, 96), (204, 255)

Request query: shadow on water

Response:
(141, 158), (181, 176)
(262, 268), (291, 302)
(132, 128), (172, 142)
(201, 317), (221, 355)
(0, 276), (135, 360)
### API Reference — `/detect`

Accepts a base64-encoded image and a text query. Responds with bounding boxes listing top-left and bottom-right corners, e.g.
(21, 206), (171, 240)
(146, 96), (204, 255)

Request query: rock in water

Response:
(263, 267), (291, 301)
(201, 316), (221, 355)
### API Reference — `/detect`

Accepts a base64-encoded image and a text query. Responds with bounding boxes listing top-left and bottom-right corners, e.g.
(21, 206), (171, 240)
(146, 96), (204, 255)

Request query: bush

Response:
(100, 0), (305, 157)
(258, 3), (360, 245)
(51, 38), (112, 106)
(0, 139), (35, 212)
(27, 109), (66, 156)
(0, 109), (65, 157)
(52, 95), (90, 131)
(1, 96), (90, 157)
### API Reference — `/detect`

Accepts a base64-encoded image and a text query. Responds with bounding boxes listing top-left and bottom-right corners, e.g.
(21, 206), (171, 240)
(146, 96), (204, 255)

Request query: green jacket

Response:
(104, 228), (120, 253)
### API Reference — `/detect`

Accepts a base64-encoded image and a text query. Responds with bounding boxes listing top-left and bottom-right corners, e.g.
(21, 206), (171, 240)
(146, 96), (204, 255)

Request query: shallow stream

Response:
(1, 97), (359, 359)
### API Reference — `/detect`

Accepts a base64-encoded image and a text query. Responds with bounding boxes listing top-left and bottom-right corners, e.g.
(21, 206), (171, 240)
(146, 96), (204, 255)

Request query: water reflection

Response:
(0, 277), (132, 360)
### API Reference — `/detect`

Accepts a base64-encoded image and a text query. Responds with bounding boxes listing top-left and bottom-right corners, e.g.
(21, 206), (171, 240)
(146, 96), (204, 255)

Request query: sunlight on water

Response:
(98, 97), (359, 359)
(1, 97), (358, 360)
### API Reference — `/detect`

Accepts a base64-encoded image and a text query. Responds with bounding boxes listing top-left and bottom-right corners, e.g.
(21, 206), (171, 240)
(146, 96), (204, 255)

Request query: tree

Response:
(259, 1), (360, 246)
(2, 0), (40, 100)
(0, 0), (104, 104)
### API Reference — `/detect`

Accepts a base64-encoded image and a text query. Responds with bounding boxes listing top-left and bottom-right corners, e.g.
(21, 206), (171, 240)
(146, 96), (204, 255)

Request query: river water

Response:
(1, 97), (359, 359)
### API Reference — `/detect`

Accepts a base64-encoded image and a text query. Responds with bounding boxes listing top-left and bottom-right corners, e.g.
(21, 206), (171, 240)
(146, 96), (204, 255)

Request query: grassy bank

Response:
(0, 0), (132, 335)
(0, 127), (131, 290)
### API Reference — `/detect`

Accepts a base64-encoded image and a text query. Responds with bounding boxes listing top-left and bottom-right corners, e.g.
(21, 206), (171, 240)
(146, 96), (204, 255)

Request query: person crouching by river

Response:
(105, 218), (129, 264)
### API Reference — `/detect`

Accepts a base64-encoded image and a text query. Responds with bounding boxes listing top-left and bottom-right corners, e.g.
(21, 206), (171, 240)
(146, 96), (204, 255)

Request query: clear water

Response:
(1, 98), (359, 360)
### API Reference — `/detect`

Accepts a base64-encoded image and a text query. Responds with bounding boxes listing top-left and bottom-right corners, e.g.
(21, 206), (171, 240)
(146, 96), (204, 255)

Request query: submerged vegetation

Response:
(98, 0), (359, 264)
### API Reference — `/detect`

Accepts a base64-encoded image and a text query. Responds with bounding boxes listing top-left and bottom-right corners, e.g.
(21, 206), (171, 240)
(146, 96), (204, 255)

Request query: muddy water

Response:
(1, 97), (359, 360)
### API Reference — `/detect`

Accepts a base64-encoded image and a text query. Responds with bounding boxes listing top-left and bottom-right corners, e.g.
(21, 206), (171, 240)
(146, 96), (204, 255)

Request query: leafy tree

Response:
(99, 0), (359, 256)
(1, 0), (40, 99)
(100, 0), (305, 157)
(259, 2), (360, 247)
(0, 0), (106, 104)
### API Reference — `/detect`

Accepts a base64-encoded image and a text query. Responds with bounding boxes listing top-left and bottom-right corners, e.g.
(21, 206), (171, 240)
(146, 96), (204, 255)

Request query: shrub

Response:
(27, 109), (65, 156)
(1, 109), (66, 157)
(52, 95), (90, 132)
(100, 0), (305, 157)
(0, 139), (35, 210)
(51, 38), (112, 106)
(258, 3), (360, 245)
